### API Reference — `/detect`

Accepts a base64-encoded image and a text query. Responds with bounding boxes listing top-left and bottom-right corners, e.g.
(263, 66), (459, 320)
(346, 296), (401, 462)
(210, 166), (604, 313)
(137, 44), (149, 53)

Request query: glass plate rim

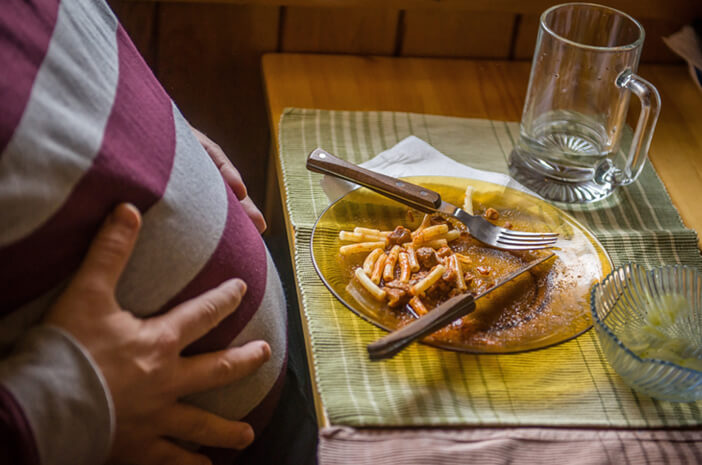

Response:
(309, 175), (614, 354)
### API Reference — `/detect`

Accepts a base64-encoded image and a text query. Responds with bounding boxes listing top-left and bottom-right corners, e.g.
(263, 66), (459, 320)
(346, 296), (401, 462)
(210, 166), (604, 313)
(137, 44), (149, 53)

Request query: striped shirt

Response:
(0, 1), (287, 464)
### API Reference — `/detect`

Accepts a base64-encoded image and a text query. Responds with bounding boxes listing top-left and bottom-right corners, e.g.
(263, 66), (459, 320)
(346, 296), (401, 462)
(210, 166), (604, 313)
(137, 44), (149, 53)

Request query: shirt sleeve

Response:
(0, 383), (39, 465)
(0, 325), (114, 465)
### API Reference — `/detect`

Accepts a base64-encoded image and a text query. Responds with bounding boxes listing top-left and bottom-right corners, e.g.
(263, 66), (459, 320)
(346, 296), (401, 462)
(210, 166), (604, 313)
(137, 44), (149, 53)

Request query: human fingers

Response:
(219, 162), (247, 201)
(155, 279), (247, 350)
(158, 403), (254, 450)
(190, 126), (264, 232)
(177, 340), (270, 395)
(138, 438), (212, 465)
(240, 196), (267, 233)
(72, 203), (141, 294)
(191, 127), (247, 200)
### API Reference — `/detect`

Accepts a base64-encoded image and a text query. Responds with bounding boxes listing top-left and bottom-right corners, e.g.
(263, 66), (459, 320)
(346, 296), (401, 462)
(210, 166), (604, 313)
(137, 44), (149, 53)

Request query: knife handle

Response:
(306, 148), (442, 211)
(366, 293), (476, 360)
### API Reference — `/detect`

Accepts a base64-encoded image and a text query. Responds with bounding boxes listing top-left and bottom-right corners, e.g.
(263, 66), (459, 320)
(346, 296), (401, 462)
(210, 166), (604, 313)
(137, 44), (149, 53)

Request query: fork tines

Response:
(495, 230), (559, 250)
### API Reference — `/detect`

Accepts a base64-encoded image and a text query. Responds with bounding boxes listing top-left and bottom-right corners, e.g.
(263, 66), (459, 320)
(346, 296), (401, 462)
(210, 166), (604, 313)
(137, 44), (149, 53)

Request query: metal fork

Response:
(306, 148), (558, 250)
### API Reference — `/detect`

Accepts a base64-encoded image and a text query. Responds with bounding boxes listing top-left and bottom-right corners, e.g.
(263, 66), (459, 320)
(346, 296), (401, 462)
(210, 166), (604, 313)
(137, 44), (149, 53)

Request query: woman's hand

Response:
(191, 127), (267, 233)
(44, 203), (270, 465)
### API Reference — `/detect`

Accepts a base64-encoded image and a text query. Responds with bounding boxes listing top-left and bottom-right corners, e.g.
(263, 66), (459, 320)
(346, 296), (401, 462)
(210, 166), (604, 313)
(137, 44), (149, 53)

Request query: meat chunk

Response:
(408, 270), (428, 287)
(484, 208), (499, 220)
(436, 246), (452, 259)
(441, 266), (456, 283)
(384, 280), (411, 292)
(428, 272), (454, 297)
(416, 247), (440, 269)
(429, 215), (448, 226)
(385, 287), (410, 308)
(387, 225), (412, 246)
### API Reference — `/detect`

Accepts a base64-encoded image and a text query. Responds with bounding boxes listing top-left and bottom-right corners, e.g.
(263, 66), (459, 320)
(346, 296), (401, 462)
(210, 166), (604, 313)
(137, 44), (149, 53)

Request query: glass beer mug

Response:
(509, 3), (661, 203)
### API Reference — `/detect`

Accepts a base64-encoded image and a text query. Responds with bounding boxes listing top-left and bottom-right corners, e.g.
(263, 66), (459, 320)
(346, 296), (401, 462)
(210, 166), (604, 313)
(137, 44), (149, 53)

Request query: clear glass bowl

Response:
(591, 264), (702, 402)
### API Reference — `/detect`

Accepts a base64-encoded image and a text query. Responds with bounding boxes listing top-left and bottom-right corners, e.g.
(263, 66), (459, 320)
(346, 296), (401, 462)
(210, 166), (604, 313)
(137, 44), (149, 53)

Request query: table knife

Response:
(366, 252), (556, 360)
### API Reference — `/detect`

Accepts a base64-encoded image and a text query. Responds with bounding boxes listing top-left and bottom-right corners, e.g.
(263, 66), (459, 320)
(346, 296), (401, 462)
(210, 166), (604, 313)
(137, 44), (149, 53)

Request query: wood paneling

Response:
(512, 14), (539, 61)
(156, 3), (280, 206)
(281, 6), (398, 55)
(402, 10), (516, 58)
(514, 14), (684, 63)
(111, 0), (696, 209)
(638, 18), (687, 63)
(108, 0), (158, 67)
(131, 0), (702, 22)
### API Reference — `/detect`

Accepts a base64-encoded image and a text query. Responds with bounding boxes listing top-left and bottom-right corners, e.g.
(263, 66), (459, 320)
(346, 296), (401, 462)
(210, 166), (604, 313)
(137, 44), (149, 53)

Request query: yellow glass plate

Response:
(310, 176), (612, 353)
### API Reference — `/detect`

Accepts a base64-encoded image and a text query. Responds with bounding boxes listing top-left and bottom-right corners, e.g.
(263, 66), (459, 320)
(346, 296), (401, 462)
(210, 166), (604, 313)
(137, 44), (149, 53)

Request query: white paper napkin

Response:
(321, 135), (533, 202)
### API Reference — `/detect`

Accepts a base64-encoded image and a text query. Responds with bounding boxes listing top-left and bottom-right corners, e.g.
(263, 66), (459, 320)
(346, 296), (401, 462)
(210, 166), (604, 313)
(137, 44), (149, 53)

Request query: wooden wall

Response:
(107, 0), (698, 208)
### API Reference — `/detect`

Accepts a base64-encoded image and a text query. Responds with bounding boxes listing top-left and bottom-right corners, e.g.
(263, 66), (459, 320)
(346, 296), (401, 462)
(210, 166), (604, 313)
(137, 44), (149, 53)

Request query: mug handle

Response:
(609, 71), (661, 186)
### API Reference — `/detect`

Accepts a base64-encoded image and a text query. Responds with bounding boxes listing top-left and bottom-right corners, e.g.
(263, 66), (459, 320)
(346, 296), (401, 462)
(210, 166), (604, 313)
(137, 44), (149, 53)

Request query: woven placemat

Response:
(278, 108), (702, 428)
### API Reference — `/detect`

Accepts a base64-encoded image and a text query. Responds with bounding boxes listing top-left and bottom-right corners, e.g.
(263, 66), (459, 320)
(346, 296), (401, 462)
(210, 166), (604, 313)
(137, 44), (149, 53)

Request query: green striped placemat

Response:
(279, 108), (702, 428)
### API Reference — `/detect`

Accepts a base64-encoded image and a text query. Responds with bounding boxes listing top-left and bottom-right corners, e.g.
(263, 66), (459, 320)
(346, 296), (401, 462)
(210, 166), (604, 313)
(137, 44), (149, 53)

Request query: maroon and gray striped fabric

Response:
(0, 1), (287, 464)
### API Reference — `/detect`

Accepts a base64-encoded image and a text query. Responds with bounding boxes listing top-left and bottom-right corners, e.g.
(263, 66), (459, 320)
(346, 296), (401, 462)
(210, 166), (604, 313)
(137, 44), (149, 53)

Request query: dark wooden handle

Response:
(306, 148), (442, 211)
(366, 293), (476, 360)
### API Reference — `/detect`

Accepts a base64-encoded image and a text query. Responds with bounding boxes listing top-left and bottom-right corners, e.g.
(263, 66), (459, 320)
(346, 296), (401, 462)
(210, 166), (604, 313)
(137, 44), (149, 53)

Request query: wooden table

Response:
(261, 52), (702, 426)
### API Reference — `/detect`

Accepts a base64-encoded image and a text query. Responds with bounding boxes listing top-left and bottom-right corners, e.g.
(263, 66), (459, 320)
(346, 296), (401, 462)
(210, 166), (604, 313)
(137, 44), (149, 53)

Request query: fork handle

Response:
(306, 148), (442, 211)
(366, 294), (476, 360)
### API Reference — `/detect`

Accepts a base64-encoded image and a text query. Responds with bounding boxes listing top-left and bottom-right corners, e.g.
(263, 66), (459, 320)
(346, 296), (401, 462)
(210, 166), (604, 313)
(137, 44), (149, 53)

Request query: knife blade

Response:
(366, 252), (556, 360)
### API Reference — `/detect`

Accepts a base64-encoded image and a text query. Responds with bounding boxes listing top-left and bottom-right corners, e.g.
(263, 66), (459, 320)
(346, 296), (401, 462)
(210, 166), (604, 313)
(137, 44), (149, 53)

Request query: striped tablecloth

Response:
(278, 108), (702, 431)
